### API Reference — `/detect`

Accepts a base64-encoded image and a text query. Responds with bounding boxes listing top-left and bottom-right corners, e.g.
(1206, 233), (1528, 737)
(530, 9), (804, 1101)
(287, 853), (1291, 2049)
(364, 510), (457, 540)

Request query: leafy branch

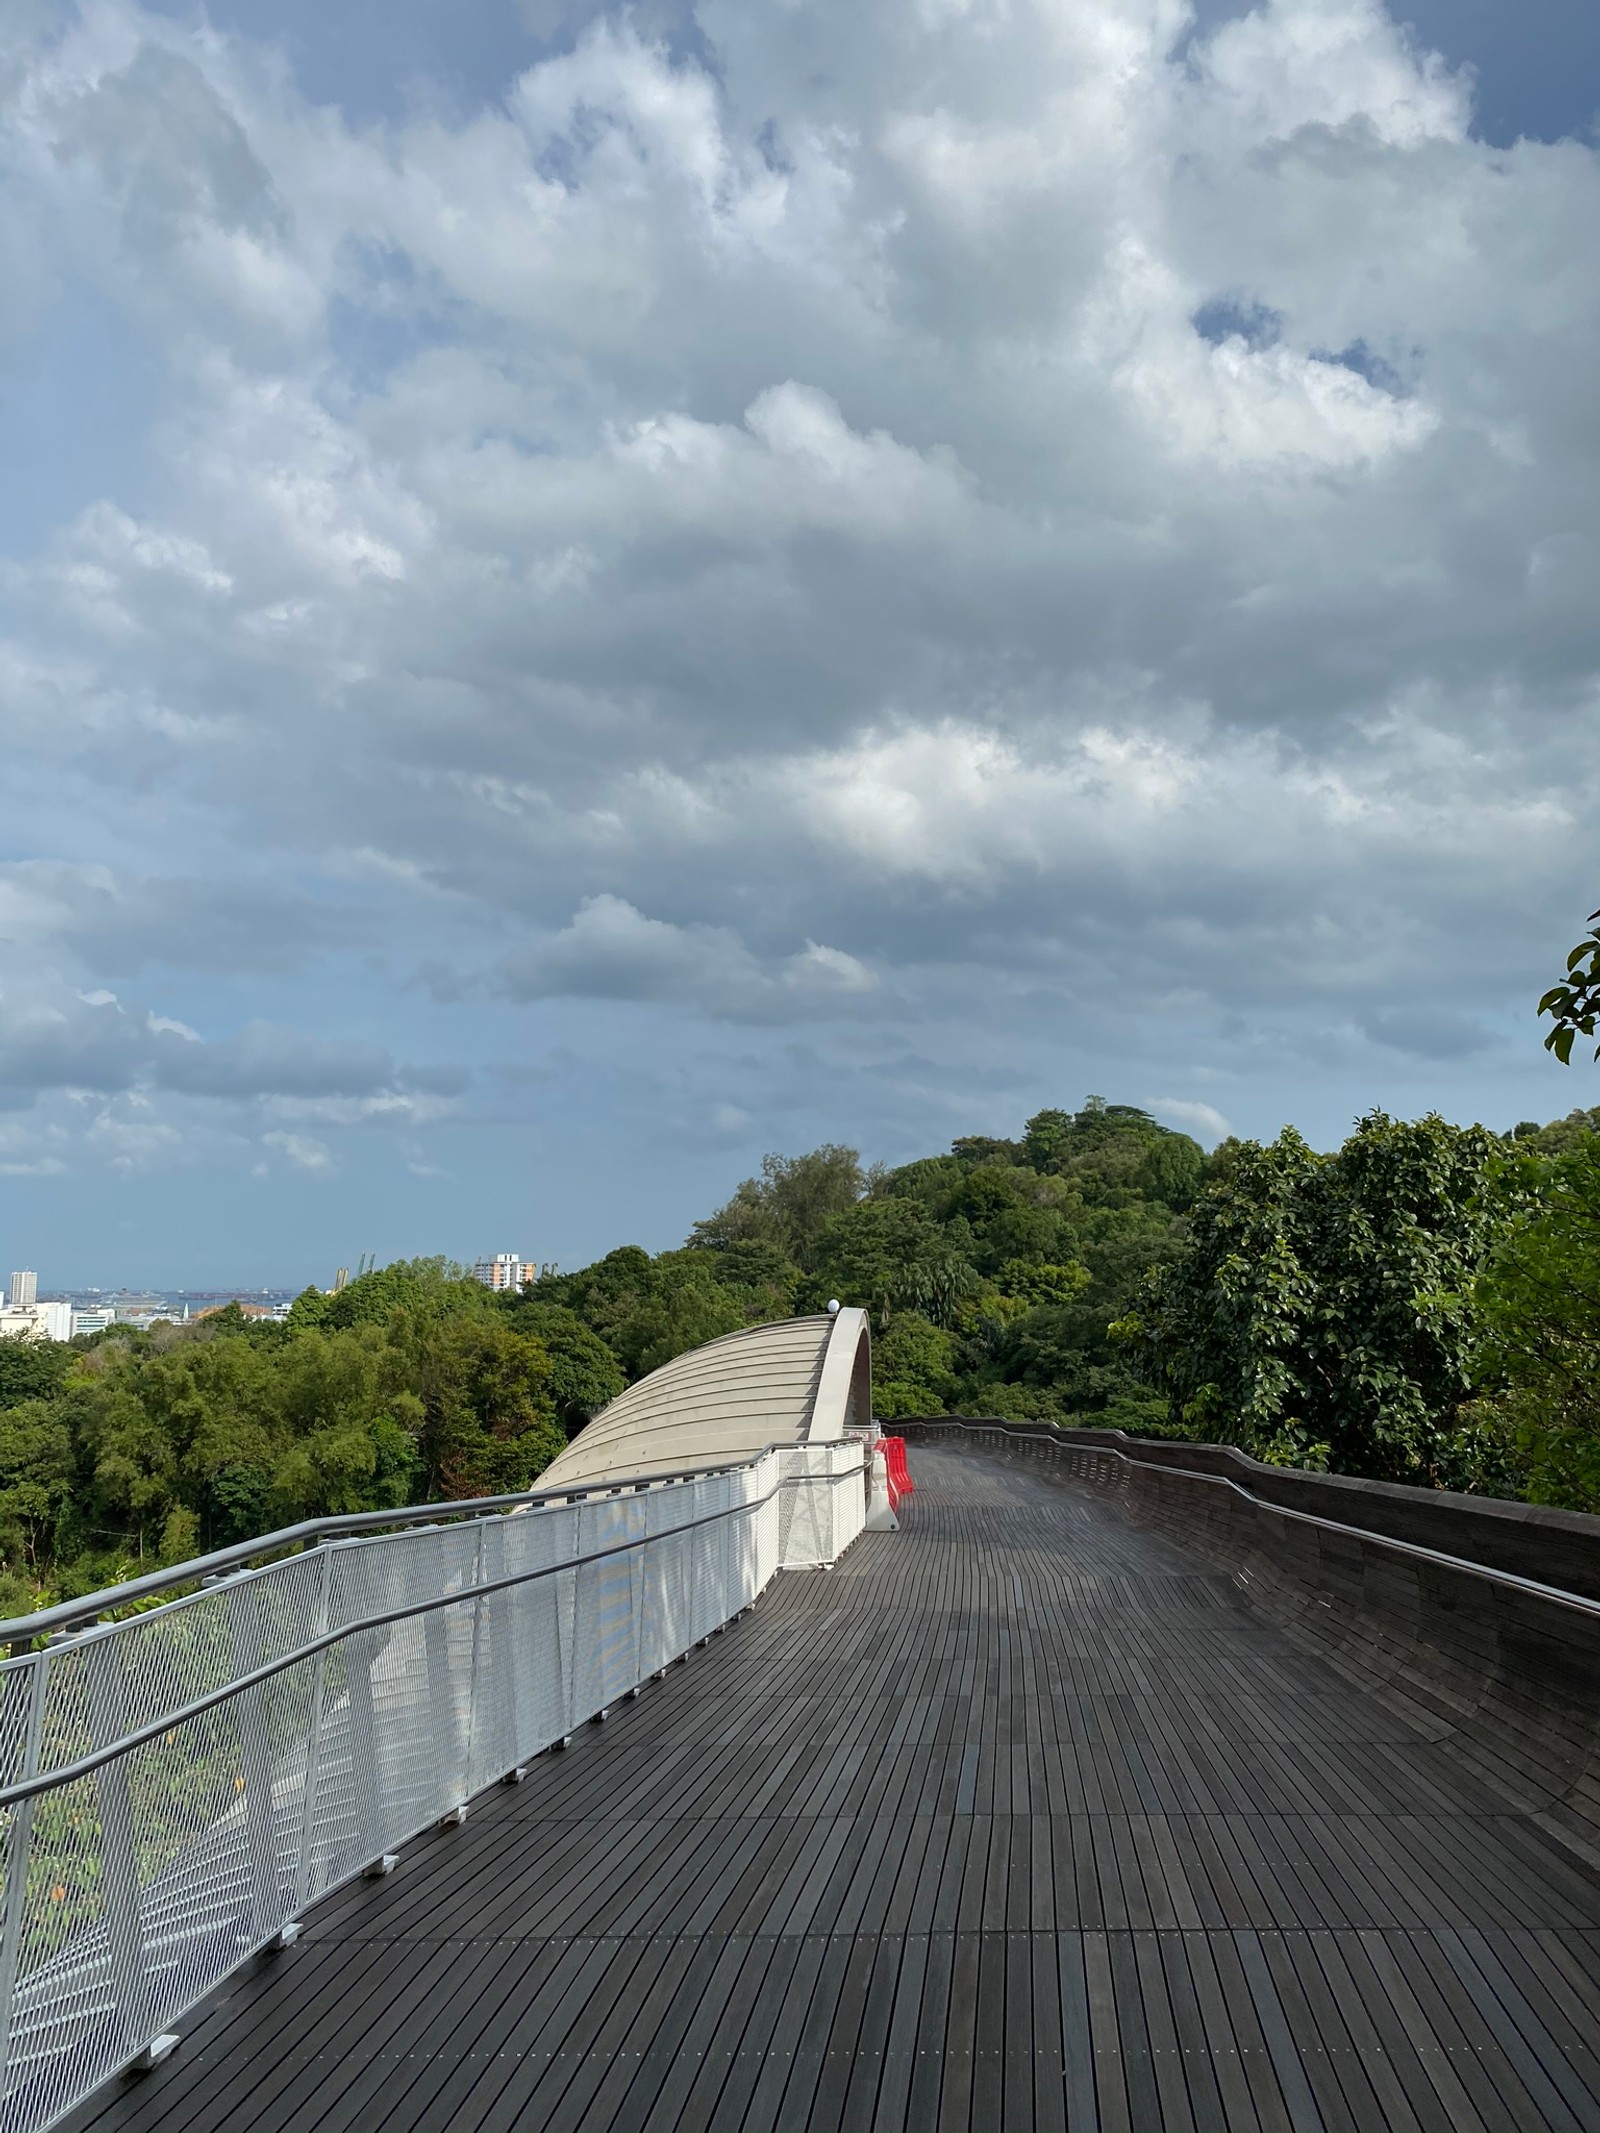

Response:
(1540, 909), (1600, 1064)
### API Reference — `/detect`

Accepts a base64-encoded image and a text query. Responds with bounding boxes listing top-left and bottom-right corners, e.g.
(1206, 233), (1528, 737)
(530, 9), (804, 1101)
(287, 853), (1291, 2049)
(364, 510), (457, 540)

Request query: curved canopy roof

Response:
(535, 1308), (872, 1489)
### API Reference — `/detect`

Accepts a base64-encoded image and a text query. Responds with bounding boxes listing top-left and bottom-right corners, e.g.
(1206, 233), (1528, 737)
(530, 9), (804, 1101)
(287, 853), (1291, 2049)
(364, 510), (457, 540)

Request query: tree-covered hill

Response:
(3, 1096), (1598, 1614)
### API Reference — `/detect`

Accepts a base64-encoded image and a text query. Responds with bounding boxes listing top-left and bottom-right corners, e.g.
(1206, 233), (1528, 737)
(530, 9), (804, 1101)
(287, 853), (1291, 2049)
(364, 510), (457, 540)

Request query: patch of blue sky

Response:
(140, 0), (542, 124)
(1310, 339), (1410, 397)
(1192, 307), (1415, 397)
(1191, 297), (1283, 350)
(0, 282), (162, 560)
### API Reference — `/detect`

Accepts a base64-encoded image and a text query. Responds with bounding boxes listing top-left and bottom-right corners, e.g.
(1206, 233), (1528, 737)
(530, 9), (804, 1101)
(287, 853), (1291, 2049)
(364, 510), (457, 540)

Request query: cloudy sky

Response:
(1, 0), (1596, 1285)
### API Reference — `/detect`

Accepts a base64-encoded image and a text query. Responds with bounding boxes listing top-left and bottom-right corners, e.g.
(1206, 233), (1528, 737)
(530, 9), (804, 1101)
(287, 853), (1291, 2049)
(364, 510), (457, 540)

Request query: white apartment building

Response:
(71, 1308), (117, 1338)
(0, 1300), (71, 1343)
(7, 1271), (37, 1310)
(472, 1252), (535, 1292)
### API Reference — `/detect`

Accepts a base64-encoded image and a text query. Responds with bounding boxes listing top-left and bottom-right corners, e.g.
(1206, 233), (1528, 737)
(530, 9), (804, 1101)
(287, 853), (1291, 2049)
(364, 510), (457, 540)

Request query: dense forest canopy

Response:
(3, 1096), (1599, 1614)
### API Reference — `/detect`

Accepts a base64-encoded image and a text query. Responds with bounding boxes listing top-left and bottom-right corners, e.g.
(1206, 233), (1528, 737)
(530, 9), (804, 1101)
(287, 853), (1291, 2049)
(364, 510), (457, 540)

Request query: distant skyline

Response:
(1, 0), (1597, 1285)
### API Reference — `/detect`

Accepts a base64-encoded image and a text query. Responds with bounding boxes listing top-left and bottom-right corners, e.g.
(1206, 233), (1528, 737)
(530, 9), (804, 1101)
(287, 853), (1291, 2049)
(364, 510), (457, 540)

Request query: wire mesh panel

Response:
(0, 1445), (866, 2133)
(780, 1443), (866, 1566)
(569, 1495), (643, 1722)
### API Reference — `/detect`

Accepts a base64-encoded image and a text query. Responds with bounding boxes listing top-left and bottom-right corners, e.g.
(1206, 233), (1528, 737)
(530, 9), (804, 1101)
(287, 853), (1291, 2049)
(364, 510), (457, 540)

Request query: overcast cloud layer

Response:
(0, 0), (1597, 1283)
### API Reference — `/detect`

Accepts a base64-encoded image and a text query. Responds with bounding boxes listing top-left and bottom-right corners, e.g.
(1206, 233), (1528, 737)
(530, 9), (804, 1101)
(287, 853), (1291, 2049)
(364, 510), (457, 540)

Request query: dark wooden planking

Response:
(61, 1444), (1600, 2133)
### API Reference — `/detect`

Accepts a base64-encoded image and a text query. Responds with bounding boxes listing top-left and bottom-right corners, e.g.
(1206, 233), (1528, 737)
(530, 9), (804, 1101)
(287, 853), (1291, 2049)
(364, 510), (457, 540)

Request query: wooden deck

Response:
(67, 1443), (1600, 2133)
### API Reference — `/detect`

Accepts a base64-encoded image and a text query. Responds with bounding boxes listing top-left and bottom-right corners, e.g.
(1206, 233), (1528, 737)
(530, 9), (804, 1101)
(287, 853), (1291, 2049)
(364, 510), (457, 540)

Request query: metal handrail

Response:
(0, 1480), (804, 1810)
(908, 1417), (1600, 1617)
(0, 1443), (823, 1652)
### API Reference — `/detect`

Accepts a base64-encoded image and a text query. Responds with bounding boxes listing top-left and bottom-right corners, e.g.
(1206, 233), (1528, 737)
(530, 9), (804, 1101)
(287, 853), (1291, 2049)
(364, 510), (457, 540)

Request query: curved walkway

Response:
(66, 1446), (1600, 2133)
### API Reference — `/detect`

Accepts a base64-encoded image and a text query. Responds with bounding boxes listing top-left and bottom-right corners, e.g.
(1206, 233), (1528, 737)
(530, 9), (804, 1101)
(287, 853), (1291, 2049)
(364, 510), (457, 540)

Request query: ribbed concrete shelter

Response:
(535, 1307), (873, 1490)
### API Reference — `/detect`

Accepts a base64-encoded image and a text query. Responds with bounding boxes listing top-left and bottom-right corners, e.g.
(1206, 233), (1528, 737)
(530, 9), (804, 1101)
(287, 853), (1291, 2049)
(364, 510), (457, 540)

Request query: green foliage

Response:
(688, 1145), (868, 1262)
(995, 1262), (1092, 1308)
(1473, 1134), (1600, 1509)
(872, 1314), (959, 1418)
(285, 1285), (330, 1331)
(496, 1301), (626, 1434)
(321, 1257), (485, 1331)
(1539, 909), (1600, 1063)
(0, 1338), (72, 1410)
(540, 1237), (800, 1382)
(542, 1247), (744, 1379)
(0, 1399), (73, 1573)
(747, 1099), (1210, 1423)
(0, 1267), (566, 1610)
(806, 1198), (946, 1326)
(1506, 1107), (1600, 1156)
(397, 1312), (560, 1497)
(1129, 1111), (1510, 1485)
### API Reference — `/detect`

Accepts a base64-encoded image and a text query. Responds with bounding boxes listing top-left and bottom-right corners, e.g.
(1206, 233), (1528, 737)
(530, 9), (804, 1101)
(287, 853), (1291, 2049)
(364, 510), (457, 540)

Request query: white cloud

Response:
(1194, 0), (1469, 150)
(260, 1130), (334, 1174)
(500, 894), (880, 1020)
(0, 0), (1596, 1211)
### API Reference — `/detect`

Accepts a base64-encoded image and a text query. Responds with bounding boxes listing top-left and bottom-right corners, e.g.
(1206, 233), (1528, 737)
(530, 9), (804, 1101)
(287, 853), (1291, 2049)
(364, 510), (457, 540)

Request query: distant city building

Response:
(71, 1308), (117, 1339)
(0, 1298), (70, 1343)
(473, 1252), (534, 1292)
(8, 1271), (37, 1310)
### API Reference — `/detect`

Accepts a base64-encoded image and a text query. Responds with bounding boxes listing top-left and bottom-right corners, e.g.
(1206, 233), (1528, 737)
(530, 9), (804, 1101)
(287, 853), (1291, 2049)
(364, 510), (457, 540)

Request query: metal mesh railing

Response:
(0, 1441), (865, 2133)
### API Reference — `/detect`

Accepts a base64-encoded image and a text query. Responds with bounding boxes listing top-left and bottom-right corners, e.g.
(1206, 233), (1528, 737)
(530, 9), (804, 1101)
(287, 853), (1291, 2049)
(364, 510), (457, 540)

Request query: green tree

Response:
(322, 1257), (485, 1332)
(1474, 1133), (1600, 1508)
(872, 1313), (959, 1418)
(0, 1337), (72, 1410)
(1127, 1113), (1505, 1482)
(0, 1399), (73, 1576)
(806, 1197), (945, 1327)
(265, 1325), (422, 1518)
(1312, 1111), (1501, 1483)
(285, 1284), (331, 1332)
(74, 1360), (184, 1563)
(610, 1258), (749, 1379)
(689, 1145), (866, 1264)
(995, 1261), (1092, 1307)
(699, 1240), (803, 1317)
(1505, 1107), (1600, 1156)
(497, 1300), (626, 1433)
(1022, 1107), (1078, 1172)
(390, 1311), (560, 1498)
